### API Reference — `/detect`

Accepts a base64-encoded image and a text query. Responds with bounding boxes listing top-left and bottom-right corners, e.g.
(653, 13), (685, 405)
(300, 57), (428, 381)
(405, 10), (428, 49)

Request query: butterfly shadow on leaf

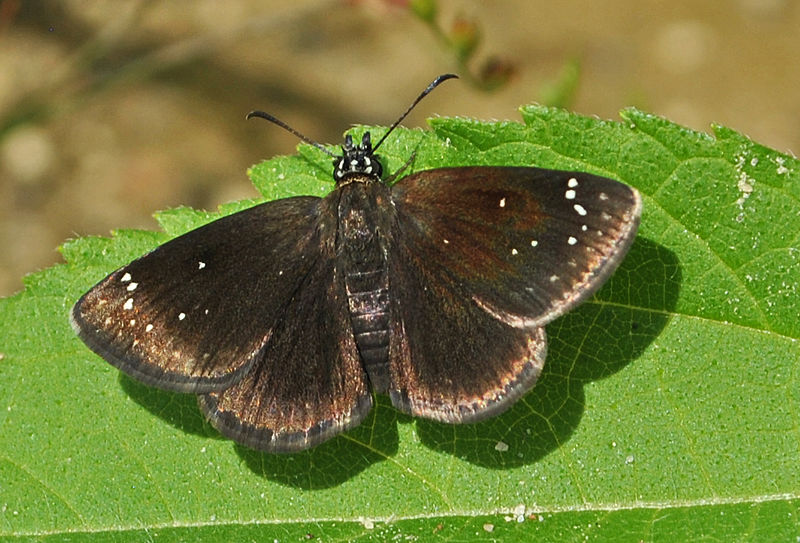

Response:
(238, 394), (405, 489)
(122, 374), (402, 489)
(120, 375), (211, 438)
(121, 236), (678, 483)
(413, 237), (680, 468)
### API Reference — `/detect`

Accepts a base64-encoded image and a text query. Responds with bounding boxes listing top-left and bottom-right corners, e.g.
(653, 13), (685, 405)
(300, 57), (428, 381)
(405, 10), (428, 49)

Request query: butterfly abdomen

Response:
(345, 268), (391, 392)
(337, 179), (395, 393)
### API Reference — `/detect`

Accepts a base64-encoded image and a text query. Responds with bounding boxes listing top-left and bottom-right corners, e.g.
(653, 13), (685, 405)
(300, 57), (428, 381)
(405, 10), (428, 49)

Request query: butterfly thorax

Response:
(336, 174), (394, 393)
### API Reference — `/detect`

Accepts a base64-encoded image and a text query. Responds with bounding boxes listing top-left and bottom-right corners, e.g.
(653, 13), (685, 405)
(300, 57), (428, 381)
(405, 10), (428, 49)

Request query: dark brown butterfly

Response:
(71, 74), (641, 452)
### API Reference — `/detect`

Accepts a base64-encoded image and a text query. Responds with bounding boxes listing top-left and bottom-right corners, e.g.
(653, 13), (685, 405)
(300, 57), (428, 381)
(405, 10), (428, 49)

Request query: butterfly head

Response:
(333, 132), (383, 183)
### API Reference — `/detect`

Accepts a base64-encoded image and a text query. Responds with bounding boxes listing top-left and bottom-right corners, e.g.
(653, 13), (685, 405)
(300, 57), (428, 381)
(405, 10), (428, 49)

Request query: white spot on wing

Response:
(499, 197), (506, 208)
(121, 273), (132, 282)
(178, 312), (186, 321)
(567, 177), (579, 188)
(145, 324), (154, 332)
(198, 261), (206, 269)
(511, 248), (518, 255)
(126, 282), (138, 292)
(565, 189), (576, 200)
(568, 236), (577, 245)
(123, 298), (133, 310)
(573, 204), (587, 216)
(549, 274), (559, 283)
(530, 240), (538, 247)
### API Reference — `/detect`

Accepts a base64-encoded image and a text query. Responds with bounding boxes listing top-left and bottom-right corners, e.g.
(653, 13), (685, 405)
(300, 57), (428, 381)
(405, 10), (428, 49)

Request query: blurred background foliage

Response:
(0, 0), (798, 296)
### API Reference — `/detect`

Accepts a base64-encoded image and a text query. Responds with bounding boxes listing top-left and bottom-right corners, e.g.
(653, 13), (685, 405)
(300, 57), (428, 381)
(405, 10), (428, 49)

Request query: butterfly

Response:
(71, 74), (642, 452)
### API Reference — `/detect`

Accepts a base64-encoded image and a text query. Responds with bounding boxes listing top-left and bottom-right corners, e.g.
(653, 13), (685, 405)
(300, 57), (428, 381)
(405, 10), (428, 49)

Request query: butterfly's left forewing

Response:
(71, 197), (328, 393)
(73, 194), (373, 452)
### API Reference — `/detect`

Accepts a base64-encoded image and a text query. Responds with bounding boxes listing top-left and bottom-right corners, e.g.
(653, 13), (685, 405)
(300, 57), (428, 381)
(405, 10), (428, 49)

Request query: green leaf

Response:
(1, 106), (798, 541)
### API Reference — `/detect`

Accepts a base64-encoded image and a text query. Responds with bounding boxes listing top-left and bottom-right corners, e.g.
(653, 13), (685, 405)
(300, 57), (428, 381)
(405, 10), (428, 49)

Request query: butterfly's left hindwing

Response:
(198, 235), (372, 453)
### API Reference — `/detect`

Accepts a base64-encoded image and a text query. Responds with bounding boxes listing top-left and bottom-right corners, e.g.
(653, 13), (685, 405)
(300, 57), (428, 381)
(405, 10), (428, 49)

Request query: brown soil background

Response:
(1, 0), (798, 297)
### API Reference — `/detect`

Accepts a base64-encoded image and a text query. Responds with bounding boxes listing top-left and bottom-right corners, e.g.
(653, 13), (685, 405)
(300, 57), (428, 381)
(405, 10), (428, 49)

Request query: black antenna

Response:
(245, 73), (458, 156)
(371, 73), (458, 152)
(245, 110), (336, 157)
